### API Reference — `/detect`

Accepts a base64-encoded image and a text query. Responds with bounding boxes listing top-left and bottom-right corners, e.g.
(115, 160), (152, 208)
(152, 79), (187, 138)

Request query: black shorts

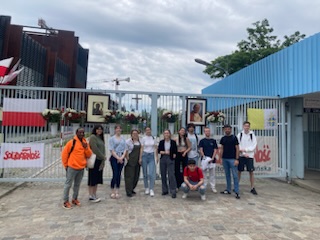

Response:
(238, 157), (255, 172)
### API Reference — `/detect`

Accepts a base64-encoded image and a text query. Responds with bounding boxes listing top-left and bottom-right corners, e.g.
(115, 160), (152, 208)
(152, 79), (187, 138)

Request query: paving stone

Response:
(0, 179), (320, 239)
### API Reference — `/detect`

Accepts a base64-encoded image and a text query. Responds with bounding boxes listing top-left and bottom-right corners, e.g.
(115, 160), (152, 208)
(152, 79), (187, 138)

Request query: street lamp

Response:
(195, 58), (229, 76)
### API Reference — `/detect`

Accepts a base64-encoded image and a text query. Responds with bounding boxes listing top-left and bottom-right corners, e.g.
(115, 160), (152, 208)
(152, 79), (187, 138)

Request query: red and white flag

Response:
(2, 98), (47, 127)
(0, 57), (13, 77)
(0, 68), (24, 85)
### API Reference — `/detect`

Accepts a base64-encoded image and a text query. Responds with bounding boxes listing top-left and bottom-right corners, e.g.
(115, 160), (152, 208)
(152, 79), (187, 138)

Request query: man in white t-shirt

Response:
(237, 121), (258, 195)
(186, 123), (199, 165)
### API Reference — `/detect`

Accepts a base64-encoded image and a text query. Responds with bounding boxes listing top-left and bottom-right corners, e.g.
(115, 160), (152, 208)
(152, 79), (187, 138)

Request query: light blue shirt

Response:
(109, 136), (127, 157)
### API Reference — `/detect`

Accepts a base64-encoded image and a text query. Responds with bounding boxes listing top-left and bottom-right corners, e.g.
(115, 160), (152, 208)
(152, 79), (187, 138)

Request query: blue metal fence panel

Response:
(202, 32), (320, 98)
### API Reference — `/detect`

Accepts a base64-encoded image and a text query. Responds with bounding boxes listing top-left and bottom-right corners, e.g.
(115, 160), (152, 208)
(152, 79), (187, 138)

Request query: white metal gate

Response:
(0, 86), (286, 182)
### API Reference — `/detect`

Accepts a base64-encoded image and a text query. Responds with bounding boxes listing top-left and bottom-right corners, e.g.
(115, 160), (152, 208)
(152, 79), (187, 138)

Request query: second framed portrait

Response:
(86, 94), (110, 123)
(186, 98), (207, 126)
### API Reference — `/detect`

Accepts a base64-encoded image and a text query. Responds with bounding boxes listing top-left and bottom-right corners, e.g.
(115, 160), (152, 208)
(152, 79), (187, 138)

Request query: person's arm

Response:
(172, 140), (177, 159)
(109, 137), (120, 160)
(235, 144), (239, 166)
(61, 140), (72, 169)
(139, 142), (144, 165)
(183, 138), (192, 157)
(246, 134), (257, 153)
(89, 136), (105, 160)
(154, 140), (159, 164)
(219, 145), (224, 160)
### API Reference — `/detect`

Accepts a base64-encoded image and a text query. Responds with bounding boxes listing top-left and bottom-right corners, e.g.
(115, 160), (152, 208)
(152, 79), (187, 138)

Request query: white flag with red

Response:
(2, 98), (47, 127)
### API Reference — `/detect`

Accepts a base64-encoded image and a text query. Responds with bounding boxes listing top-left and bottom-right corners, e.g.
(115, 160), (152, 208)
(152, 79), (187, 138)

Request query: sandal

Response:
(111, 193), (116, 199)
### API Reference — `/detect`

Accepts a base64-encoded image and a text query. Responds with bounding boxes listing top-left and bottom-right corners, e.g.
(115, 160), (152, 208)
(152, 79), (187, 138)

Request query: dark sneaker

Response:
(72, 199), (81, 206)
(162, 192), (168, 196)
(251, 188), (258, 195)
(220, 190), (231, 194)
(63, 201), (72, 209)
(127, 193), (133, 197)
(132, 190), (136, 195)
(172, 193), (176, 198)
(235, 193), (240, 199)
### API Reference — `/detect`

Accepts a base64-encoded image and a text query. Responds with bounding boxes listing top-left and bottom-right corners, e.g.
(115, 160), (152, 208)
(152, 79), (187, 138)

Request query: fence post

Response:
(150, 93), (158, 136)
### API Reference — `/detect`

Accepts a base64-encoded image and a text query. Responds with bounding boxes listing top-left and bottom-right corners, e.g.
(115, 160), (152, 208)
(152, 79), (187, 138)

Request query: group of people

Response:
(61, 121), (258, 209)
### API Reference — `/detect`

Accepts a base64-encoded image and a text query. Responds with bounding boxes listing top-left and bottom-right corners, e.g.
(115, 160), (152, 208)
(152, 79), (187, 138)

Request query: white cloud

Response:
(1, 0), (320, 93)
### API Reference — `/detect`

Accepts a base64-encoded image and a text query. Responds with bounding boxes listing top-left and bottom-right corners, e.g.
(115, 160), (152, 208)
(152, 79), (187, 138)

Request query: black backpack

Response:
(240, 132), (253, 141)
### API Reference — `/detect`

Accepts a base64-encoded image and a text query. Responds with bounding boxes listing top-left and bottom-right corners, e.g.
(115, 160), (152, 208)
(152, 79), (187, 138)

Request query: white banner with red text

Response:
(0, 143), (45, 168)
(214, 136), (278, 175)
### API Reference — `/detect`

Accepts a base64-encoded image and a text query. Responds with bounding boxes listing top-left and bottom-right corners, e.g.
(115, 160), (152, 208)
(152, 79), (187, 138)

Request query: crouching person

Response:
(181, 159), (206, 201)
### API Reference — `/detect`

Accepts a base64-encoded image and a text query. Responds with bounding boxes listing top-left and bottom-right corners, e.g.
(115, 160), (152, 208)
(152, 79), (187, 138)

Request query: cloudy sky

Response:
(1, 0), (320, 93)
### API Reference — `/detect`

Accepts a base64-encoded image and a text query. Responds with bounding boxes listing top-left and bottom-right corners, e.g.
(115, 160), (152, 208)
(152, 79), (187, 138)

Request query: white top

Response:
(237, 130), (257, 158)
(141, 135), (156, 153)
(126, 138), (141, 154)
(187, 133), (198, 158)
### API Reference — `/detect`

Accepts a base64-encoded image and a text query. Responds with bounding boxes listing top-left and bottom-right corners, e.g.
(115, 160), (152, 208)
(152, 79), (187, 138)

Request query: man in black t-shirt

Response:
(219, 124), (240, 199)
(199, 127), (218, 193)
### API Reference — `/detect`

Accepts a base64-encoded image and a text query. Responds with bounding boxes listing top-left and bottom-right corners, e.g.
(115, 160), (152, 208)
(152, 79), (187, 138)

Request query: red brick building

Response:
(0, 15), (89, 88)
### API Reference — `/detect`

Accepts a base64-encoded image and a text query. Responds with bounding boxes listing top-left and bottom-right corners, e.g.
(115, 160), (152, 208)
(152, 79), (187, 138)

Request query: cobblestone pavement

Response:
(0, 178), (319, 240)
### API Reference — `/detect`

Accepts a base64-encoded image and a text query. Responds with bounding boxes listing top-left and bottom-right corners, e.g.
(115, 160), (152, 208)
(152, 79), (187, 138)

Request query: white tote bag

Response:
(87, 153), (96, 169)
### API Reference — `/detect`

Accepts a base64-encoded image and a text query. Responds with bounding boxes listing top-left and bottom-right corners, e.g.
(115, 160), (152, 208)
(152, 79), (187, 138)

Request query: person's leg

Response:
(72, 169), (84, 200)
(249, 171), (254, 188)
(142, 153), (149, 189)
(203, 168), (208, 189)
(222, 159), (231, 192)
(148, 154), (156, 191)
(110, 156), (118, 190)
(160, 158), (168, 194)
(181, 182), (190, 194)
(124, 164), (133, 195)
(174, 153), (182, 188)
(209, 164), (216, 191)
(168, 158), (177, 197)
(116, 161), (124, 189)
(238, 157), (245, 183)
(133, 163), (140, 191)
(63, 167), (76, 202)
(92, 185), (98, 197)
(231, 161), (239, 194)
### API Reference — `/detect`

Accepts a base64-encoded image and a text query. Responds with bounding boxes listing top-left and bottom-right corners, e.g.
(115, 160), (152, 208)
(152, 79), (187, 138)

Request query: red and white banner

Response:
(2, 98), (47, 127)
(0, 143), (45, 168)
(0, 57), (13, 77)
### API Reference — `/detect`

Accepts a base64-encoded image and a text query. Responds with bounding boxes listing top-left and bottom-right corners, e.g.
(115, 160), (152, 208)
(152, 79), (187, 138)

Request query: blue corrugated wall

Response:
(202, 32), (320, 98)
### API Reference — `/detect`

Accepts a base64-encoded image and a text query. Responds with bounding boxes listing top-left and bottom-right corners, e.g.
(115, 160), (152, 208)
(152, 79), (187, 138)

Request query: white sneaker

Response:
(145, 188), (150, 195)
(212, 188), (217, 193)
(201, 195), (206, 201)
(182, 193), (188, 199)
(150, 189), (154, 197)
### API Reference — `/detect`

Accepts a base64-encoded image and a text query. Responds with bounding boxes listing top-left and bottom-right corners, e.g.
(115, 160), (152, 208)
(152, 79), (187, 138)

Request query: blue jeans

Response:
(181, 181), (205, 195)
(110, 156), (124, 189)
(222, 158), (239, 194)
(142, 152), (156, 190)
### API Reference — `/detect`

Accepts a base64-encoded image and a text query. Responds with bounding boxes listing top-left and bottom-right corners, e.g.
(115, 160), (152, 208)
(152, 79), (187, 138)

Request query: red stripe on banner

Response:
(2, 112), (46, 127)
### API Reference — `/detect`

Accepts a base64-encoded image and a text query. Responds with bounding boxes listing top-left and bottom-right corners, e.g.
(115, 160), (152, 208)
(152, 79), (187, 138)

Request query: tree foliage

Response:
(204, 19), (306, 78)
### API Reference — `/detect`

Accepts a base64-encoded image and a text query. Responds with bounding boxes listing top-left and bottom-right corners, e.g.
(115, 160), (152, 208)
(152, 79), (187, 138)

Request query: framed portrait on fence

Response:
(186, 98), (206, 126)
(87, 94), (110, 123)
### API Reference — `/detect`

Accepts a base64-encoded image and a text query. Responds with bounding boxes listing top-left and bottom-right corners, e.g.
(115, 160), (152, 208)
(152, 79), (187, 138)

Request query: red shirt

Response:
(183, 167), (204, 182)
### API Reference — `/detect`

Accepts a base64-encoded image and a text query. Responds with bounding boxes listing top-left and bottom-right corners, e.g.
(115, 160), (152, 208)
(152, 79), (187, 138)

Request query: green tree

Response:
(204, 19), (306, 78)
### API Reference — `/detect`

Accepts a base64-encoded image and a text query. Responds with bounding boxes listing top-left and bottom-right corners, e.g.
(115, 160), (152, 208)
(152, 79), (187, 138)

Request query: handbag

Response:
(87, 153), (96, 169)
